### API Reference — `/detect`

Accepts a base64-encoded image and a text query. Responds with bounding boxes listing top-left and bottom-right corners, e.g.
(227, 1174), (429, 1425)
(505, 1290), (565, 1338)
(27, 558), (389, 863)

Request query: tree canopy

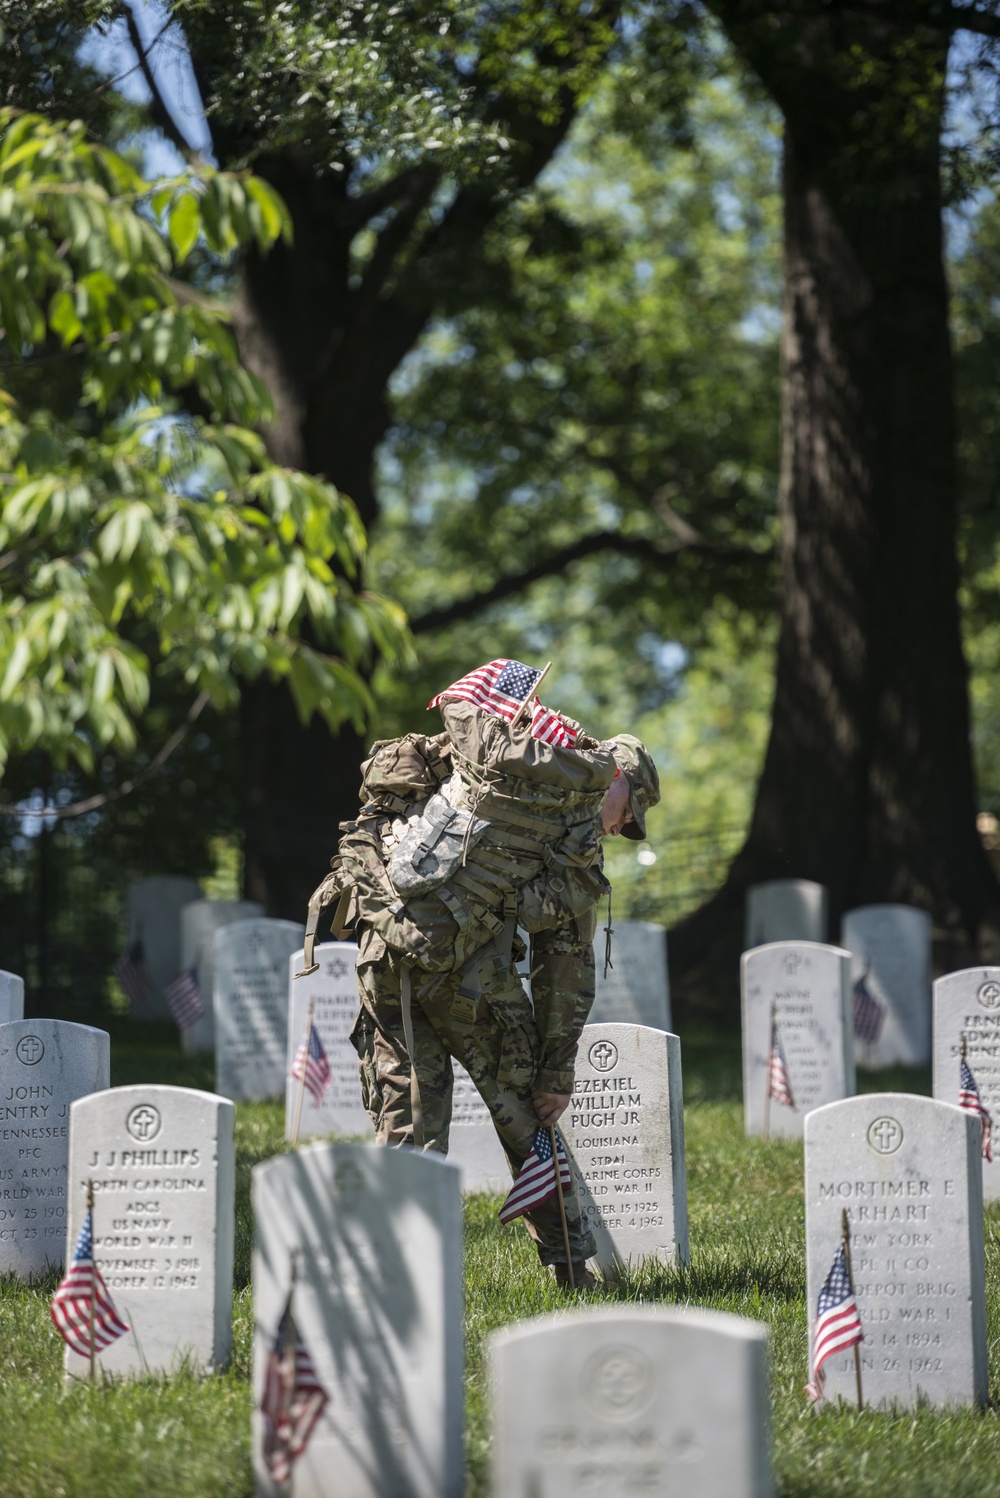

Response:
(0, 109), (407, 779)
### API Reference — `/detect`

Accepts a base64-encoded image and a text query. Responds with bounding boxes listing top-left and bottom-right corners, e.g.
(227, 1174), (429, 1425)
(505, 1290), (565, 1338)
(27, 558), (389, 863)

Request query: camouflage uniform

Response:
(352, 910), (597, 1264)
(338, 701), (660, 1270)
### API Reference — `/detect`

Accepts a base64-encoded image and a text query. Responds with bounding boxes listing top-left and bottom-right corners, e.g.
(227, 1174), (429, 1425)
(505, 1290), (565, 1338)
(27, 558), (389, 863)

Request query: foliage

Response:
(0, 110), (409, 776)
(8, 1030), (1000, 1498)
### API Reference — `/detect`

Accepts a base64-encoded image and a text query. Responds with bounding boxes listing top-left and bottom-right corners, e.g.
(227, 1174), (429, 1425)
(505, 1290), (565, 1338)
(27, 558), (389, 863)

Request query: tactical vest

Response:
(299, 700), (616, 985)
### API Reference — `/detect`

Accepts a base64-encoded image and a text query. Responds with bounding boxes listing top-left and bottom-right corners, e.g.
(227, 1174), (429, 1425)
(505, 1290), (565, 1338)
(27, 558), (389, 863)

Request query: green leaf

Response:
(168, 192), (200, 264)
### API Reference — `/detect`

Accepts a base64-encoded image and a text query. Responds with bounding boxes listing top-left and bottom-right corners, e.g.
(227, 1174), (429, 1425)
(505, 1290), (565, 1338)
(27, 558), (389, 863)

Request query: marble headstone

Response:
(0, 971), (24, 1024)
(741, 942), (855, 1139)
(563, 1023), (688, 1275)
(180, 899), (263, 1054)
(805, 1093), (987, 1409)
(444, 1061), (510, 1193)
(0, 1019), (109, 1278)
(215, 918), (304, 1102)
(591, 922), (671, 1030)
(745, 879), (828, 948)
(933, 966), (1000, 1201)
(64, 1085), (235, 1380)
(841, 904), (932, 1067)
(491, 1306), (774, 1498)
(253, 1141), (463, 1498)
(286, 942), (372, 1141)
(125, 875), (201, 1020)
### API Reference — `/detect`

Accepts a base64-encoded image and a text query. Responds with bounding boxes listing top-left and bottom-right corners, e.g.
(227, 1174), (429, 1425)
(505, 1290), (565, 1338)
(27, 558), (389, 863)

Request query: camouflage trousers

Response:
(351, 928), (596, 1268)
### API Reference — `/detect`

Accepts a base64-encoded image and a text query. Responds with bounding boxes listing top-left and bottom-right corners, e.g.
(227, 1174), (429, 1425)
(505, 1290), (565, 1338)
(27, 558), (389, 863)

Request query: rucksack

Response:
(298, 707), (614, 981)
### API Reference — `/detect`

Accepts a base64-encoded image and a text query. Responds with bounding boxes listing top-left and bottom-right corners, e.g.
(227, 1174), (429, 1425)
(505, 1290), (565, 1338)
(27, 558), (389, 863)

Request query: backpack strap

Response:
(398, 962), (425, 1151)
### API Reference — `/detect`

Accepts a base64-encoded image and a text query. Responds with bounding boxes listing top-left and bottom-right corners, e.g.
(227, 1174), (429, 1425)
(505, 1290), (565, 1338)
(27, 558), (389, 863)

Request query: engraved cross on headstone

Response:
(129, 1105), (159, 1140)
(870, 1117), (902, 1153)
(590, 1041), (617, 1072)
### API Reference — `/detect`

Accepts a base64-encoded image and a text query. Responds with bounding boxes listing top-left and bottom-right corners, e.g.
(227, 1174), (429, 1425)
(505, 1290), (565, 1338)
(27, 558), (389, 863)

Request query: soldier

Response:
(304, 662), (659, 1287)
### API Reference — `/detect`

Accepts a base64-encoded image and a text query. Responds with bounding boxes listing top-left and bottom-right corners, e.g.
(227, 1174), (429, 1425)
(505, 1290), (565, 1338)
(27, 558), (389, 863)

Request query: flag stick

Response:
(290, 999), (313, 1147)
(511, 661), (552, 730)
(762, 1002), (774, 1141)
(87, 1178), (96, 1384)
(549, 1124), (574, 1289)
(961, 1031), (968, 1062)
(841, 1207), (863, 1410)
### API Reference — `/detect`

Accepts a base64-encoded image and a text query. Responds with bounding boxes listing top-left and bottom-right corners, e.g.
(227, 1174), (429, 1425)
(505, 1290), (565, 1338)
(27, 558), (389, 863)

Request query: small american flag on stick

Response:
(260, 1289), (329, 1483)
(960, 1053), (993, 1163)
(164, 967), (204, 1030)
(805, 1239), (864, 1403)
(113, 938), (153, 1007)
(768, 1018), (794, 1109)
(291, 1023), (332, 1104)
(429, 659), (577, 749)
(499, 1126), (572, 1225)
(853, 969), (885, 1044)
(50, 1209), (130, 1360)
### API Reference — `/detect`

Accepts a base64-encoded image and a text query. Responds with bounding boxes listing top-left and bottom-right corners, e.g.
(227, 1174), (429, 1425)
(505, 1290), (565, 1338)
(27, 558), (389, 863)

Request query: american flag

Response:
(499, 1126), (572, 1225)
(261, 1292), (329, 1483)
(113, 938), (153, 1007)
(768, 1019), (795, 1108)
(960, 1055), (993, 1163)
(852, 971), (885, 1044)
(291, 1023), (332, 1104)
(50, 1211), (130, 1359)
(805, 1241), (863, 1402)
(429, 659), (577, 749)
(163, 967), (204, 1030)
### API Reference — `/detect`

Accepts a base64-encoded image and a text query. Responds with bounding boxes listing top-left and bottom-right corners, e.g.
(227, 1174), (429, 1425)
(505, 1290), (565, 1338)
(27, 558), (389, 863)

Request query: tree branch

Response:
(119, 1), (196, 161)
(409, 532), (773, 634)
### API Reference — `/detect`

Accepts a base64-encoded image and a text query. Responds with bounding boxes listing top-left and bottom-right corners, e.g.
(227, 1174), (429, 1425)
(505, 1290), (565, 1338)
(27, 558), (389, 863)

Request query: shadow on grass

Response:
(599, 1238), (804, 1305)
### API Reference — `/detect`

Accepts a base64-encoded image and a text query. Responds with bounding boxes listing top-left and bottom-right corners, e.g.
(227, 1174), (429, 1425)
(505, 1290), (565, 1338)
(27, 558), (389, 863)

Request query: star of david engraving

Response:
(781, 952), (802, 975)
(867, 1116), (903, 1155)
(589, 1039), (618, 1073)
(978, 980), (1000, 1011)
(327, 958), (349, 980)
(15, 1035), (44, 1065)
(126, 1103), (162, 1142)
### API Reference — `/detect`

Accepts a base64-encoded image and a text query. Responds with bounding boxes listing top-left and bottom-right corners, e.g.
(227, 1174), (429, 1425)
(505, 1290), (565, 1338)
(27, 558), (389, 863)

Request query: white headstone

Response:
(0, 1019), (109, 1278)
(591, 922), (671, 1030)
(286, 942), (372, 1140)
(933, 966), (1000, 1201)
(64, 1084), (235, 1380)
(841, 904), (932, 1067)
(253, 1141), (463, 1498)
(180, 899), (263, 1054)
(564, 1023), (688, 1275)
(804, 1093), (987, 1409)
(491, 1306), (774, 1498)
(741, 942), (855, 1139)
(745, 879), (828, 947)
(215, 918), (304, 1101)
(125, 876), (202, 1019)
(0, 971), (24, 1024)
(444, 1061), (510, 1193)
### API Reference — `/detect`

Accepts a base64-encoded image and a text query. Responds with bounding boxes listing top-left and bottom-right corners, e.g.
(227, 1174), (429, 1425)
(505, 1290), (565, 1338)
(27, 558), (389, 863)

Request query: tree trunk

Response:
(672, 11), (1000, 1018)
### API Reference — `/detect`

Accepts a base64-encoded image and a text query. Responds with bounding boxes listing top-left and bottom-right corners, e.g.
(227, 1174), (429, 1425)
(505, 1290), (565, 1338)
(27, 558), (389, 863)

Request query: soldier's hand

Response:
(532, 1090), (570, 1125)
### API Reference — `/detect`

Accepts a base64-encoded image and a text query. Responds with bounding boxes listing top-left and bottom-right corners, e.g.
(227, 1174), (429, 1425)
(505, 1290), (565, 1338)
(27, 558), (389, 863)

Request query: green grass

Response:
(3, 1022), (1000, 1495)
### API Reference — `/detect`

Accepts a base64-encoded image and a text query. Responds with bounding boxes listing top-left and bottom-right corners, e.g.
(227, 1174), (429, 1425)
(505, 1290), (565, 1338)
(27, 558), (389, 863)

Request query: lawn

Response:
(1, 1019), (998, 1497)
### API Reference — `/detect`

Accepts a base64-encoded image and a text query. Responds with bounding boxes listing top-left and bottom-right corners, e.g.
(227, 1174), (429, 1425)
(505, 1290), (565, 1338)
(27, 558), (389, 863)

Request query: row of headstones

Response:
(747, 883), (933, 1067)
(1, 1008), (992, 1478)
(740, 934), (1000, 1176)
(253, 1084), (991, 1496)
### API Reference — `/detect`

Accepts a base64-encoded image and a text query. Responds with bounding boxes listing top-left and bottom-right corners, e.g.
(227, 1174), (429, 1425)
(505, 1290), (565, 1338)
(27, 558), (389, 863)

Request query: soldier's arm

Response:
(528, 907), (597, 1099)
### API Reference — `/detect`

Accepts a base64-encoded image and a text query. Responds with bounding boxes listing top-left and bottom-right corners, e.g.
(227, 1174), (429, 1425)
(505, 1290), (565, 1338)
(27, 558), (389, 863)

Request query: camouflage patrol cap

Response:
(605, 735), (660, 841)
